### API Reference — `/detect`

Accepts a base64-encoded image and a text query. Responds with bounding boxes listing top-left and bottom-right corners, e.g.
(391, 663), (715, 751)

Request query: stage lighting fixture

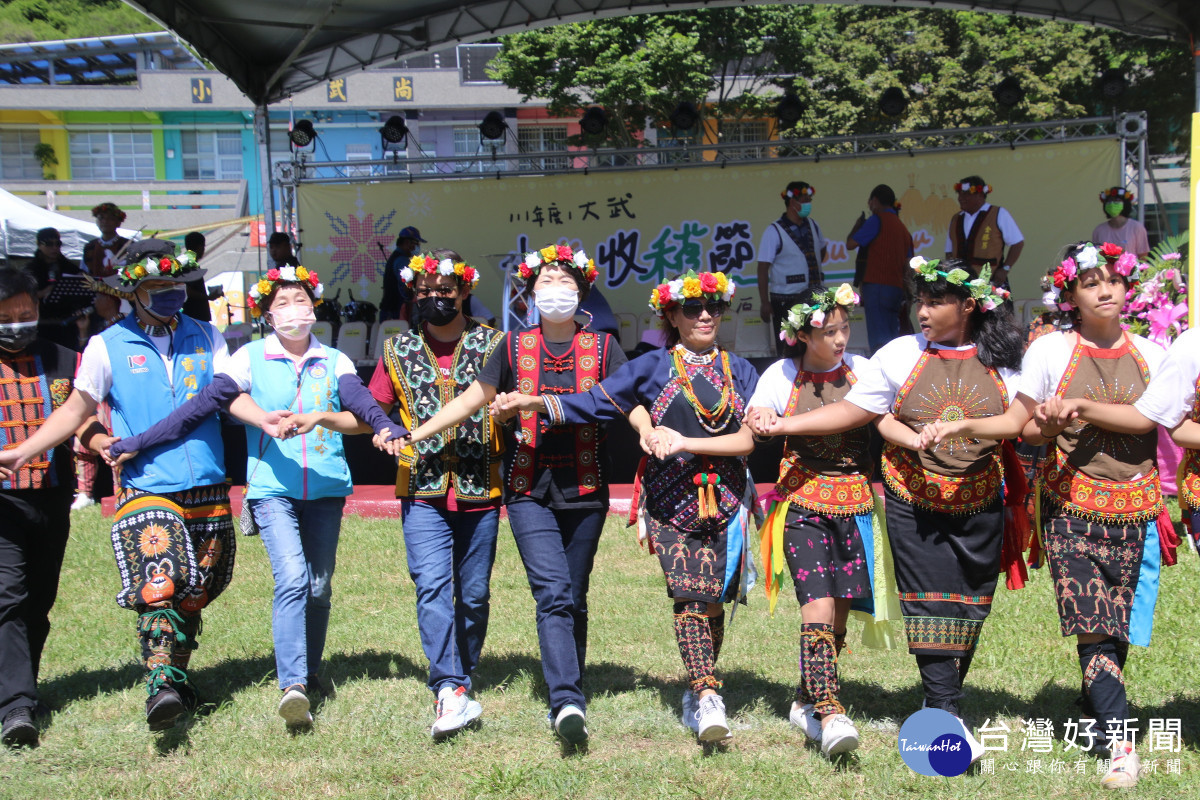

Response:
(878, 87), (908, 117)
(776, 93), (803, 128)
(669, 101), (700, 131)
(380, 115), (408, 143)
(1099, 68), (1127, 99)
(289, 119), (316, 147)
(478, 111), (508, 141)
(579, 107), (607, 137)
(992, 76), (1024, 109)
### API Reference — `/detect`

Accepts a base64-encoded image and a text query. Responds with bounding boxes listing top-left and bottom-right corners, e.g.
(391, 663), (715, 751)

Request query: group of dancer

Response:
(0, 231), (1190, 791)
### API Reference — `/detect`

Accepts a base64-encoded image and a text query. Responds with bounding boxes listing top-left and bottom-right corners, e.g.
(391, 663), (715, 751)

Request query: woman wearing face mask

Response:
(489, 269), (757, 746)
(1092, 187), (1150, 261)
(105, 266), (404, 731)
(395, 244), (626, 746)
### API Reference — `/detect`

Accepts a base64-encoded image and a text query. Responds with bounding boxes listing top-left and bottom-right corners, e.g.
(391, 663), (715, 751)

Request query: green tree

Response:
(0, 0), (160, 44)
(492, 7), (1191, 153)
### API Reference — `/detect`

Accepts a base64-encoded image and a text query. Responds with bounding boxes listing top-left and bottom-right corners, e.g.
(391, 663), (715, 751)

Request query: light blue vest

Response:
(244, 339), (352, 500)
(103, 315), (225, 492)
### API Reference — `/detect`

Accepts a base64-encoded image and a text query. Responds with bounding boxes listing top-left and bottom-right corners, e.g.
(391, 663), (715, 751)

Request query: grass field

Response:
(3, 507), (1198, 799)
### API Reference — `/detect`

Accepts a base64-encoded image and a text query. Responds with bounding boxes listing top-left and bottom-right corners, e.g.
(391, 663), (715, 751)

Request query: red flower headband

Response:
(954, 182), (991, 195)
(1099, 188), (1134, 202)
(91, 202), (127, 223)
(782, 186), (815, 200)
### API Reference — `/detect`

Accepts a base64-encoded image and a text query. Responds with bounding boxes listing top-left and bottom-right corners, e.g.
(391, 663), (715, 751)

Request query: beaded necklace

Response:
(670, 344), (734, 434)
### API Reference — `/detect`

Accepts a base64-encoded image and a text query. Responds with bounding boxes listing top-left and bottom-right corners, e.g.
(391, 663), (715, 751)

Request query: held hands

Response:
(913, 419), (964, 451)
(1034, 396), (1082, 438)
(260, 409), (296, 439)
(489, 392), (543, 420)
(100, 436), (137, 468)
(640, 425), (684, 460)
(744, 406), (779, 437)
(372, 426), (413, 457)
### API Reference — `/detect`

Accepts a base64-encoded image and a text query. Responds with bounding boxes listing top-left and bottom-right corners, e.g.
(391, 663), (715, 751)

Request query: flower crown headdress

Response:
(648, 270), (735, 317)
(779, 283), (859, 346)
(910, 257), (1010, 312)
(91, 202), (127, 223)
(114, 249), (200, 287)
(953, 182), (991, 195)
(1042, 242), (1141, 311)
(1099, 187), (1134, 202)
(515, 244), (598, 285)
(400, 252), (480, 289)
(782, 186), (815, 200)
(248, 265), (324, 318)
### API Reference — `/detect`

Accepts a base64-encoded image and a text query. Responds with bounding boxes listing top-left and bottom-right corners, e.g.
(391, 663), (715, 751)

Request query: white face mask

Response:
(534, 286), (579, 323)
(270, 304), (316, 341)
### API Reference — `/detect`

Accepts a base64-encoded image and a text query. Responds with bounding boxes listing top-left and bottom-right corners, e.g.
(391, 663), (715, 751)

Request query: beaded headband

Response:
(648, 269), (735, 317)
(779, 283), (859, 346)
(1042, 242), (1141, 311)
(515, 244), (598, 285)
(248, 266), (324, 318)
(910, 257), (1010, 312)
(400, 252), (480, 289)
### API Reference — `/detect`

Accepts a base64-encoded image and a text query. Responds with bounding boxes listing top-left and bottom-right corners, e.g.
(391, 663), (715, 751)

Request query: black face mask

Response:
(417, 296), (459, 327)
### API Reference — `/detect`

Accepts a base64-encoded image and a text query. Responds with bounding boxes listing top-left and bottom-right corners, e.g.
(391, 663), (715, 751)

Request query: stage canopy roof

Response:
(125, 0), (1198, 107)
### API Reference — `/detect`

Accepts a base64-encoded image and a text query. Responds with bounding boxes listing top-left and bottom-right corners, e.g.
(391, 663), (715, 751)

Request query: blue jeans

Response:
(506, 496), (605, 715)
(251, 495), (346, 690)
(861, 282), (905, 355)
(401, 500), (500, 695)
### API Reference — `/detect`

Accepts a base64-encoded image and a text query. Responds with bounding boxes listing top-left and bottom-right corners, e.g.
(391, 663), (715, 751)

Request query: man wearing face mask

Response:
(380, 226), (425, 321)
(0, 240), (235, 734)
(367, 249), (505, 740)
(758, 181), (827, 356)
(0, 267), (92, 748)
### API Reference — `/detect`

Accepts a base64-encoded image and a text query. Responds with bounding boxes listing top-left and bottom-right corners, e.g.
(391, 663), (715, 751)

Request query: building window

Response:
(719, 120), (769, 159)
(345, 143), (374, 177)
(453, 126), (503, 173)
(180, 130), (243, 180)
(517, 126), (568, 172)
(0, 130), (46, 180)
(69, 131), (155, 180)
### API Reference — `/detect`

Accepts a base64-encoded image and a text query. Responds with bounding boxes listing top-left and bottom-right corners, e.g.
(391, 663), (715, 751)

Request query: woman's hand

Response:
(1035, 396), (1081, 438)
(639, 427), (660, 456)
(282, 412), (320, 438)
(260, 409), (295, 439)
(100, 437), (137, 467)
(744, 406), (778, 437)
(649, 426), (685, 460)
(490, 392), (544, 415)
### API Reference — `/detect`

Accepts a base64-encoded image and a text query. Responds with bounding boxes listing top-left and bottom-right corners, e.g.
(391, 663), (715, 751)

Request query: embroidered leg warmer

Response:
(137, 606), (190, 696)
(674, 601), (720, 691)
(799, 623), (843, 717)
(708, 611), (725, 663)
(916, 654), (961, 716)
(1078, 638), (1129, 747)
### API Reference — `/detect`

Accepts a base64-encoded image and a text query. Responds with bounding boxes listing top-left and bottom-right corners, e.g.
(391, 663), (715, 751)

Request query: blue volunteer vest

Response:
(103, 315), (225, 492)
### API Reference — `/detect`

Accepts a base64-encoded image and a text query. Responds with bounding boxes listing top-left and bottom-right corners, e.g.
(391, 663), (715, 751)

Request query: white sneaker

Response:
(431, 685), (478, 740)
(278, 685), (312, 728)
(1101, 742), (1140, 789)
(819, 713), (860, 757)
(553, 705), (588, 745)
(681, 689), (700, 733)
(695, 694), (731, 742)
(70, 493), (95, 511)
(955, 715), (984, 765)
(788, 701), (822, 741)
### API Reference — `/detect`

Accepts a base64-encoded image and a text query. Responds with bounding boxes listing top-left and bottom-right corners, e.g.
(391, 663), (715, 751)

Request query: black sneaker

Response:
(2, 707), (38, 748)
(146, 686), (185, 732)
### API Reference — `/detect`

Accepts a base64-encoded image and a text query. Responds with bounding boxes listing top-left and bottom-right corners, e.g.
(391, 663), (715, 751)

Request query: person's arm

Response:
(1170, 419), (1200, 450)
(226, 393), (295, 438)
(108, 374), (242, 458)
(285, 410), (369, 436)
(757, 260), (772, 321)
(1003, 241), (1024, 270)
(407, 380), (496, 444)
(766, 399), (878, 437)
(918, 394), (1037, 447)
(875, 413), (922, 449)
(0, 389), (99, 475)
(654, 424), (755, 459)
(1044, 397), (1156, 435)
(336, 373), (407, 439)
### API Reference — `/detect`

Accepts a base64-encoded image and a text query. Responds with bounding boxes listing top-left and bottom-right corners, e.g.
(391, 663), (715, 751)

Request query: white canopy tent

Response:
(0, 188), (139, 261)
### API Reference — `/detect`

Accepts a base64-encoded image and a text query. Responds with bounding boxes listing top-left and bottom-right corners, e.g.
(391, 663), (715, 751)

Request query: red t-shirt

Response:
(369, 329), (497, 512)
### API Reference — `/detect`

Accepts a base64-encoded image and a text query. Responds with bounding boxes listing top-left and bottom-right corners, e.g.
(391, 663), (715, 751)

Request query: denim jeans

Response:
(861, 282), (905, 355)
(400, 500), (500, 695)
(506, 496), (605, 715)
(251, 495), (346, 690)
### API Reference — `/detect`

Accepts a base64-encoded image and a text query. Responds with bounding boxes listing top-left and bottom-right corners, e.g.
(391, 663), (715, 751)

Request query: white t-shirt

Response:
(223, 333), (357, 392)
(845, 333), (1022, 415)
(1134, 327), (1200, 428)
(747, 353), (874, 414)
(943, 203), (1025, 254)
(1018, 331), (1164, 405)
(75, 320), (231, 404)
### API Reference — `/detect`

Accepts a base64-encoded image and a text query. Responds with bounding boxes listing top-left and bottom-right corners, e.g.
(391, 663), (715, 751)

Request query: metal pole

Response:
(255, 104), (276, 243)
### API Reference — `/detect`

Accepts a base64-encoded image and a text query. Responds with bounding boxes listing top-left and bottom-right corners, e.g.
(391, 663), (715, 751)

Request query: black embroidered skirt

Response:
(646, 515), (738, 604)
(782, 505), (869, 605)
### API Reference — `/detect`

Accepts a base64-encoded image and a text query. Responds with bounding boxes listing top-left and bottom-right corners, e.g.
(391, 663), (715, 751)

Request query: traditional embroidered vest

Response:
(882, 346), (1007, 514)
(82, 235), (130, 279)
(0, 341), (75, 491)
(1179, 372), (1200, 512)
(645, 350), (748, 532)
(384, 322), (504, 502)
(777, 362), (873, 515)
(1040, 334), (1162, 523)
(949, 206), (1005, 268)
(508, 328), (605, 498)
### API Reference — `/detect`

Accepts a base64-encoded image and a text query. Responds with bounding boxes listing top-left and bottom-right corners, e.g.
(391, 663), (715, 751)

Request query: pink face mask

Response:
(270, 304), (316, 341)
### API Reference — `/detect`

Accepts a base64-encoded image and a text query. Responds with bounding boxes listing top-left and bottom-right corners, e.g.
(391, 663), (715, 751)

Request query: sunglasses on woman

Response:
(680, 301), (728, 320)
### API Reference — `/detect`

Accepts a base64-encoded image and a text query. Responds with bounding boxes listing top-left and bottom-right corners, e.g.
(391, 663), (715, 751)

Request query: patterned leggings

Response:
(673, 601), (725, 691)
(798, 622), (843, 717)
